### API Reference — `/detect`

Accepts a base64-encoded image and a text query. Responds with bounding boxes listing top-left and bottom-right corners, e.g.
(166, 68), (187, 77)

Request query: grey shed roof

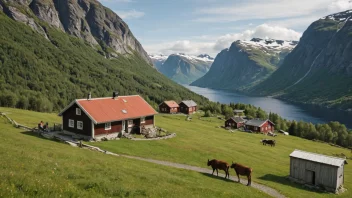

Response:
(245, 119), (274, 127)
(290, 150), (347, 167)
(180, 100), (197, 107)
(230, 117), (245, 123)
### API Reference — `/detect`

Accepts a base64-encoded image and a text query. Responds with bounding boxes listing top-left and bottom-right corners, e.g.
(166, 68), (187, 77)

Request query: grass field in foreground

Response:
(0, 114), (269, 197)
(91, 114), (352, 198)
(2, 107), (351, 197)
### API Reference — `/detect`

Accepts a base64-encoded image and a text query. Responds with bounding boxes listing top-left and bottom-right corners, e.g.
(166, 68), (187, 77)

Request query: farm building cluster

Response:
(159, 100), (197, 114)
(225, 115), (275, 134)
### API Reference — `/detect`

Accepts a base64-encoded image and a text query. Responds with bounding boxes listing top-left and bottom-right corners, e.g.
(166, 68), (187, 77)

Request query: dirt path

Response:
(120, 154), (286, 198)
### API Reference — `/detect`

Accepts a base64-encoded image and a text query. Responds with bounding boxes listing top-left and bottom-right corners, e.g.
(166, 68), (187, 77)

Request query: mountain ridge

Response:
(0, 0), (152, 64)
(0, 1), (210, 112)
(150, 53), (213, 84)
(191, 38), (297, 90)
(248, 9), (352, 110)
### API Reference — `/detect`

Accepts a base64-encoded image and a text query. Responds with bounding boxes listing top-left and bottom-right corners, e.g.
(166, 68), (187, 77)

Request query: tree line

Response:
(202, 102), (352, 148)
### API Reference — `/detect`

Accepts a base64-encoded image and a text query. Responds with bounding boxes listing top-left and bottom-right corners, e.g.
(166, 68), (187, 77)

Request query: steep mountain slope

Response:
(0, 0), (152, 64)
(157, 54), (213, 84)
(149, 54), (168, 70)
(191, 38), (297, 90)
(0, 3), (210, 112)
(249, 10), (352, 110)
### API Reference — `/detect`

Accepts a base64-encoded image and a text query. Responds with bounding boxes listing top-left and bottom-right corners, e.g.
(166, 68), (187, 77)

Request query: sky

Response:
(98, 0), (352, 57)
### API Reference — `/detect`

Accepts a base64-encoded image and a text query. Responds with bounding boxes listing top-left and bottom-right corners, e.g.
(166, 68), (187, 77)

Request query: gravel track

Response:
(120, 154), (286, 198)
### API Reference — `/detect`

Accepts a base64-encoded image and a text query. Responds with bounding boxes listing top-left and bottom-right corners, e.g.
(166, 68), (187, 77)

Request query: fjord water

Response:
(185, 85), (352, 128)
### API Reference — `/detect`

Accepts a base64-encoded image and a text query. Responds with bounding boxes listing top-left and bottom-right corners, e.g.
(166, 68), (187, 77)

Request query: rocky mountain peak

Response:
(0, 0), (152, 65)
(197, 54), (214, 60)
(320, 9), (352, 21)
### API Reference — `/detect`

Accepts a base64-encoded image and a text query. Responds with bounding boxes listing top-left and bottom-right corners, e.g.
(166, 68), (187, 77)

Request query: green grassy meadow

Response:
(1, 107), (351, 197)
(0, 110), (269, 197)
(91, 113), (352, 198)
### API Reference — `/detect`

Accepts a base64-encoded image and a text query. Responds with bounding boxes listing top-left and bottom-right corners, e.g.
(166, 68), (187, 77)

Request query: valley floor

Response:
(1, 107), (351, 197)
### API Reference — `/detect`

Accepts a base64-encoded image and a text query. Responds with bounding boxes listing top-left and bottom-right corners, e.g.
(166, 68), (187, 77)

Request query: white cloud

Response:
(328, 0), (352, 12)
(145, 24), (302, 57)
(114, 9), (144, 19)
(194, 0), (352, 29)
(195, 0), (333, 22)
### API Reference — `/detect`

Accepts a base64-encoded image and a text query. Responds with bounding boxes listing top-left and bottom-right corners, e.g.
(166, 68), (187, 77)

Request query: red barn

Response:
(225, 117), (246, 129)
(244, 119), (275, 134)
(58, 93), (157, 141)
(159, 100), (179, 113)
(179, 100), (197, 114)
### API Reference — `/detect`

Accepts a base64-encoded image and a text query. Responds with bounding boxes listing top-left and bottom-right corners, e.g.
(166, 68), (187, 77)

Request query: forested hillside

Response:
(0, 12), (209, 112)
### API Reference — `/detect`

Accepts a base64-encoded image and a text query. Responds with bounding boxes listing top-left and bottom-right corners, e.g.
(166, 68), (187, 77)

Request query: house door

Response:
(122, 121), (126, 133)
(305, 170), (315, 185)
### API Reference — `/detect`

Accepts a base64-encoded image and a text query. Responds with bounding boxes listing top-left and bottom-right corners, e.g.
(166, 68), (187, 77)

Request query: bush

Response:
(204, 110), (211, 117)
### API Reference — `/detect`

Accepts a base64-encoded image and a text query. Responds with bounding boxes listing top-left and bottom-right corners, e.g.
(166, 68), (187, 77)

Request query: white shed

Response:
(289, 150), (347, 193)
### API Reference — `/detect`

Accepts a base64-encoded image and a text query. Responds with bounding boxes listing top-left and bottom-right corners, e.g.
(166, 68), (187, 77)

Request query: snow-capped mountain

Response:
(151, 53), (214, 84)
(191, 38), (298, 90)
(250, 9), (352, 110)
(320, 9), (352, 21)
(149, 54), (168, 69)
(238, 38), (298, 53)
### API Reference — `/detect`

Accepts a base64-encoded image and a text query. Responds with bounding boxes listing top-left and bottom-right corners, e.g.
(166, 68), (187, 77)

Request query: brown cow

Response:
(261, 139), (276, 147)
(207, 159), (230, 179)
(230, 162), (252, 186)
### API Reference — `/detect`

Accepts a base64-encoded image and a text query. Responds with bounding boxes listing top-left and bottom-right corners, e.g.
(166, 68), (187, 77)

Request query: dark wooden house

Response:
(159, 100), (179, 113)
(244, 119), (275, 134)
(179, 100), (197, 114)
(289, 150), (347, 193)
(225, 117), (246, 129)
(58, 93), (157, 141)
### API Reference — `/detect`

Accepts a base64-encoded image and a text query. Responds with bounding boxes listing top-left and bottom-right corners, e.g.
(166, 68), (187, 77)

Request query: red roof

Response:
(59, 95), (157, 124)
(162, 100), (179, 108)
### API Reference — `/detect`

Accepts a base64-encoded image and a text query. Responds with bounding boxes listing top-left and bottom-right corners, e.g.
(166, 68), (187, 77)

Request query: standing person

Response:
(39, 121), (44, 131)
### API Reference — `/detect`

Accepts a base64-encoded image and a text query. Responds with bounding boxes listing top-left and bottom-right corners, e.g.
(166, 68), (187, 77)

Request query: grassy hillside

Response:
(91, 114), (352, 198)
(0, 110), (268, 197)
(2, 107), (351, 197)
(0, 12), (209, 112)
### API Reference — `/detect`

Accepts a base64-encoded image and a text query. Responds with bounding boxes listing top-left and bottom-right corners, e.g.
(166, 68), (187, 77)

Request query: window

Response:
(254, 127), (258, 130)
(265, 127), (268, 130)
(77, 121), (83, 130)
(69, 119), (74, 128)
(141, 117), (145, 123)
(128, 120), (133, 127)
(76, 108), (81, 115)
(268, 125), (271, 129)
(105, 122), (111, 130)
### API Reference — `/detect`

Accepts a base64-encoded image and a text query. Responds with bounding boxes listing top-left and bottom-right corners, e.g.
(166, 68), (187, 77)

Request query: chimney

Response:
(113, 91), (118, 99)
(87, 92), (91, 100)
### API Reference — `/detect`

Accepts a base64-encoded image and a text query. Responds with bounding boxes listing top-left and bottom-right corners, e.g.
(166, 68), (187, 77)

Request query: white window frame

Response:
(141, 117), (145, 124)
(76, 108), (81, 115)
(69, 119), (74, 128)
(77, 121), (83, 130)
(128, 120), (133, 127)
(105, 122), (111, 130)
